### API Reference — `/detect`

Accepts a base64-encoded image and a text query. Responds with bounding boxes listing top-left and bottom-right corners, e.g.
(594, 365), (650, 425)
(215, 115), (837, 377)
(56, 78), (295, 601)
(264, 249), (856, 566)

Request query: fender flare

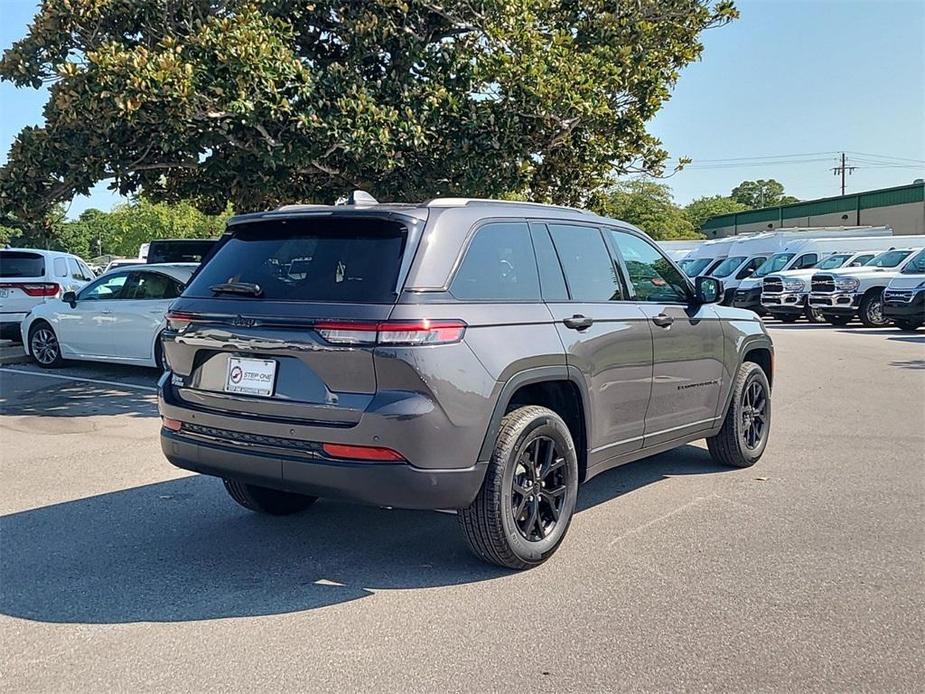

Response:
(476, 365), (592, 465)
(720, 334), (774, 417)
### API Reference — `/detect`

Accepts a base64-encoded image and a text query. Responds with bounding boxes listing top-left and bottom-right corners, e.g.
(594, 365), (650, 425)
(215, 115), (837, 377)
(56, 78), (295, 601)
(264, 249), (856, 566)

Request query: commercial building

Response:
(701, 181), (924, 238)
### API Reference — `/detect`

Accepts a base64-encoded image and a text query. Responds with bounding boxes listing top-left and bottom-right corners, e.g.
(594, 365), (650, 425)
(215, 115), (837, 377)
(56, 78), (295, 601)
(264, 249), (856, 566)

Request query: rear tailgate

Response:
(0, 252), (57, 318)
(161, 214), (419, 426)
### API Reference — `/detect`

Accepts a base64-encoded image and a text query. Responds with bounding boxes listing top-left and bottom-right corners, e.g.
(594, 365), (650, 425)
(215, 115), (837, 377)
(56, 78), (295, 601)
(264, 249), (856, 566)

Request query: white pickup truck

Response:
(808, 247), (924, 327)
(882, 249), (925, 331)
(760, 250), (878, 322)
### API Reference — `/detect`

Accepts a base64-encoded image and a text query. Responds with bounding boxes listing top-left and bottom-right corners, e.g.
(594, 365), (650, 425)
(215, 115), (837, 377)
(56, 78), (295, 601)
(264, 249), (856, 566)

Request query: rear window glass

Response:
(147, 240), (216, 264)
(185, 219), (407, 303)
(451, 222), (540, 301)
(0, 251), (45, 278)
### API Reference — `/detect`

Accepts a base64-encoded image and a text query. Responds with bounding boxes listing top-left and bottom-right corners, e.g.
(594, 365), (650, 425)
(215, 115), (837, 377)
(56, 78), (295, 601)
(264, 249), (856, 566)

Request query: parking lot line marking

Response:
(0, 367), (158, 392)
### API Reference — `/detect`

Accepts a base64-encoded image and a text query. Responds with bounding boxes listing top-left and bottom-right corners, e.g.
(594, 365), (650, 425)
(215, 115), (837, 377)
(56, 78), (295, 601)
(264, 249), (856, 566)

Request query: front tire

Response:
(779, 314), (799, 323)
(707, 362), (771, 468)
(458, 406), (579, 570)
(223, 479), (317, 515)
(804, 304), (826, 323)
(858, 291), (888, 327)
(28, 321), (64, 368)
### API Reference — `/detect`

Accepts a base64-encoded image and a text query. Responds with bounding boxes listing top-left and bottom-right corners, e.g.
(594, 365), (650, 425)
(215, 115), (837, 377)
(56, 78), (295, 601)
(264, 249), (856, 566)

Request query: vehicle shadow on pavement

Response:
(0, 446), (726, 624)
(0, 381), (158, 418)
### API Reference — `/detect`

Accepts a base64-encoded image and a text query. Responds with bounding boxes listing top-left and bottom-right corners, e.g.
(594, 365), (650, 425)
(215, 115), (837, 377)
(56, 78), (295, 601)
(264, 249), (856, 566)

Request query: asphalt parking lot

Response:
(1, 323), (923, 692)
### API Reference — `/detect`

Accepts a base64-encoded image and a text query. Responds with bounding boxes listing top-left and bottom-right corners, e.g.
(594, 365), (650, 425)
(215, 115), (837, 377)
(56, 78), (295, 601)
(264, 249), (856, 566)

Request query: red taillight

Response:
(0, 282), (59, 297)
(322, 443), (405, 462)
(162, 416), (183, 432)
(314, 319), (466, 346)
(166, 310), (198, 330)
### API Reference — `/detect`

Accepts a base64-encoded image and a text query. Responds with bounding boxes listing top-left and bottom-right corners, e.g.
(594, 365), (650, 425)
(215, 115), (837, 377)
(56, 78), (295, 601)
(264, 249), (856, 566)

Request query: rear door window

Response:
(451, 222), (540, 301)
(548, 224), (623, 301)
(0, 251), (45, 278)
(53, 258), (68, 277)
(185, 218), (407, 303)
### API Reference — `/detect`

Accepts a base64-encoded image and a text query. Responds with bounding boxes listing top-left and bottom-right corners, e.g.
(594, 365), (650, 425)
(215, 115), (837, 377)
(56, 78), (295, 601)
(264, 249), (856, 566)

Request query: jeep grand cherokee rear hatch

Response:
(162, 215), (419, 425)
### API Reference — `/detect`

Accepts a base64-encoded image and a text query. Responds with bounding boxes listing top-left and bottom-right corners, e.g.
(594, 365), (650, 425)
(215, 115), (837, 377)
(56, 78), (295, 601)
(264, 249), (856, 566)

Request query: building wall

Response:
(859, 202), (924, 236)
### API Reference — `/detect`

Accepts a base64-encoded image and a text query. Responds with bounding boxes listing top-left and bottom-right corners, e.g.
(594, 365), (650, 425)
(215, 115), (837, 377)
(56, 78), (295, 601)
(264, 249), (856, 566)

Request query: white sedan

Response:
(21, 263), (196, 369)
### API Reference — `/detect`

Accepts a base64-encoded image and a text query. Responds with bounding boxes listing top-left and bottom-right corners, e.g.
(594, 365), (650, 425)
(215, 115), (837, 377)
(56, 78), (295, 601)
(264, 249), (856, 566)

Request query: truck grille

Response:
(811, 275), (836, 293)
(884, 289), (915, 303)
(763, 277), (784, 293)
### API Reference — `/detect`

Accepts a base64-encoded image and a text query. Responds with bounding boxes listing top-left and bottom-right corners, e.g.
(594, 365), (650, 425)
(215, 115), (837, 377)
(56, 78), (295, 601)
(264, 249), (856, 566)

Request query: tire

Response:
(458, 406), (579, 570)
(707, 362), (771, 469)
(858, 290), (888, 328)
(804, 304), (826, 323)
(154, 333), (167, 371)
(28, 321), (64, 368)
(825, 314), (851, 326)
(778, 314), (799, 323)
(893, 319), (922, 332)
(223, 479), (317, 515)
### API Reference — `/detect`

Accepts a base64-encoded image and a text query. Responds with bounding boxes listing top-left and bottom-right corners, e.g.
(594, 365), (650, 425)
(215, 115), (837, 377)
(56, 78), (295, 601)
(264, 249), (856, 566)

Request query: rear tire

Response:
(458, 406), (579, 570)
(707, 362), (771, 469)
(858, 291), (887, 328)
(893, 319), (922, 332)
(223, 479), (317, 515)
(28, 321), (64, 368)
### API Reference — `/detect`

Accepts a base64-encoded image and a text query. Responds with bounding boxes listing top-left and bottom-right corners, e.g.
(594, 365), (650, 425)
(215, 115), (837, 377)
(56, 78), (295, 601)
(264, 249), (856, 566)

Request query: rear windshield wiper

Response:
(209, 281), (263, 297)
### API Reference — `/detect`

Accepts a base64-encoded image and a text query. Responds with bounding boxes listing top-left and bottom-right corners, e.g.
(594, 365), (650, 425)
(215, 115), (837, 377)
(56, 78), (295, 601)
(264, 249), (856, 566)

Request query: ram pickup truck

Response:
(882, 248), (925, 331)
(760, 251), (876, 322)
(808, 248), (923, 327)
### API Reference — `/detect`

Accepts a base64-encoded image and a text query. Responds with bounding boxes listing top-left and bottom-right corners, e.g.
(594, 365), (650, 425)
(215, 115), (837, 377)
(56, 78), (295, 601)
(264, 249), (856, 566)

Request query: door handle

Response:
(563, 315), (594, 331)
(100, 309), (113, 315)
(651, 313), (674, 328)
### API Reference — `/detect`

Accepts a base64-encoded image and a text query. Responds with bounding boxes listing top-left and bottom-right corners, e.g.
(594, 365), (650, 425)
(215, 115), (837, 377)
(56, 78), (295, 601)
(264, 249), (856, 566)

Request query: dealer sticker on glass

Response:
(225, 356), (277, 397)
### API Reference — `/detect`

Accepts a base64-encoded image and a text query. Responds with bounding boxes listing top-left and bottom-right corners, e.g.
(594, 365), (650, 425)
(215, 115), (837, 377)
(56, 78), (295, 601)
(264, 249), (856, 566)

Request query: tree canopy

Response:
(590, 179), (700, 240)
(0, 0), (737, 219)
(730, 179), (799, 208)
(684, 194), (747, 231)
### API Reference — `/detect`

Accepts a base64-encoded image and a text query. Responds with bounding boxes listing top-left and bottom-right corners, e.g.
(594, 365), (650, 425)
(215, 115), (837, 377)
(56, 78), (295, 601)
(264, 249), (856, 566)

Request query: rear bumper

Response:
(0, 312), (27, 324)
(883, 291), (925, 320)
(161, 430), (487, 509)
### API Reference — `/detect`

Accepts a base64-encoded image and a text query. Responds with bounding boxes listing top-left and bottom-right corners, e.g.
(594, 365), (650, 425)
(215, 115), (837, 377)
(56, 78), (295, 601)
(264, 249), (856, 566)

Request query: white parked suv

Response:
(0, 248), (95, 339)
(882, 248), (925, 331)
(808, 248), (924, 327)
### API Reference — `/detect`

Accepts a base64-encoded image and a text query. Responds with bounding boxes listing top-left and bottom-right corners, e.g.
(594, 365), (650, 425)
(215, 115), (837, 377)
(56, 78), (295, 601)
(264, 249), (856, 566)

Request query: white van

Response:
(656, 239), (703, 263)
(760, 235), (922, 321)
(733, 235), (889, 313)
(706, 233), (792, 304)
(678, 237), (741, 277)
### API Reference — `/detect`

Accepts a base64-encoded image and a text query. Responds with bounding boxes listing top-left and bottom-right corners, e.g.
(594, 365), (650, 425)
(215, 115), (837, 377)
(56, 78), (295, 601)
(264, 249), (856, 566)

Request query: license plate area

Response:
(225, 356), (278, 397)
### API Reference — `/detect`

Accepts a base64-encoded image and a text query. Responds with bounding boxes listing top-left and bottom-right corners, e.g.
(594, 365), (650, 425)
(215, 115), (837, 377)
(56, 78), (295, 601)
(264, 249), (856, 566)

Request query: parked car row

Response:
(666, 229), (924, 331)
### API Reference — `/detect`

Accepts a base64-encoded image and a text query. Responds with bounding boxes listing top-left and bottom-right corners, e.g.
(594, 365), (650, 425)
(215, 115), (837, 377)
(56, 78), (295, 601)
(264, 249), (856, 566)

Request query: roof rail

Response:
(275, 203), (331, 211)
(425, 197), (594, 215)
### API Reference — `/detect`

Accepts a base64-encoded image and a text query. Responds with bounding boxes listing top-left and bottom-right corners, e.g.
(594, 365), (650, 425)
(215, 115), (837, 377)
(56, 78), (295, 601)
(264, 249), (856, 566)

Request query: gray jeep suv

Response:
(158, 198), (773, 569)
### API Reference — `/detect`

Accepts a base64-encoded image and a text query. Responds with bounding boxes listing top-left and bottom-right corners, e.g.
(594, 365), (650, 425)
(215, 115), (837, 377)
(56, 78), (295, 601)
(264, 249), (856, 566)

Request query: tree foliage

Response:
(590, 179), (700, 240)
(0, 0), (737, 219)
(2, 199), (230, 258)
(730, 179), (799, 208)
(684, 194), (747, 231)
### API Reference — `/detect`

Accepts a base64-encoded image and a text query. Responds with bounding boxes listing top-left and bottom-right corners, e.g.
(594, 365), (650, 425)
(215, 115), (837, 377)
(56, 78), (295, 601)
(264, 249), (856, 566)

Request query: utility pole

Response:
(832, 152), (856, 195)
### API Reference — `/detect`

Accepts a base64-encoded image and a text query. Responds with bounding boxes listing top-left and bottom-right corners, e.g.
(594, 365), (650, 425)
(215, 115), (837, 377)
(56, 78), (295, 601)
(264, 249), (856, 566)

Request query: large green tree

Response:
(684, 194), (747, 231)
(0, 1), (737, 220)
(590, 179), (700, 240)
(730, 179), (799, 208)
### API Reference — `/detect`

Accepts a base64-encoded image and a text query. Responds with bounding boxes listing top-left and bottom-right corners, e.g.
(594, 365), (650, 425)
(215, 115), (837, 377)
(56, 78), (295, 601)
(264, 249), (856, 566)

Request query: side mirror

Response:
(740, 267), (755, 278)
(695, 276), (723, 304)
(62, 291), (77, 307)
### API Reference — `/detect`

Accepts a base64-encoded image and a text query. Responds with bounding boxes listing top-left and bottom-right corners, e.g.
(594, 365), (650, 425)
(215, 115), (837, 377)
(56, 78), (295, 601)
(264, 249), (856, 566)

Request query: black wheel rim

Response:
(32, 328), (58, 364)
(741, 379), (768, 450)
(511, 436), (568, 542)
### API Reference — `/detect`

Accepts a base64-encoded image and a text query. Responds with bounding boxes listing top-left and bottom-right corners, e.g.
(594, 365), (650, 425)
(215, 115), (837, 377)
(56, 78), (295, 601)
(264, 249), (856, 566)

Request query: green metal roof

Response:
(702, 181), (924, 230)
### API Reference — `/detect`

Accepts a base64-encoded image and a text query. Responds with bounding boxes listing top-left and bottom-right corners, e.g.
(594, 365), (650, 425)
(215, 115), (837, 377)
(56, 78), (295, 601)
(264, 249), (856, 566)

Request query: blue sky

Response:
(1, 0), (923, 217)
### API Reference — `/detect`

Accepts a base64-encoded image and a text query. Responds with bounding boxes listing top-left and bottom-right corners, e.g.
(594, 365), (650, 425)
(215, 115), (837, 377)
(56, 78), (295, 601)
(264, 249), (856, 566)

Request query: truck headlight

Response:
(834, 277), (860, 291)
(783, 278), (805, 291)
